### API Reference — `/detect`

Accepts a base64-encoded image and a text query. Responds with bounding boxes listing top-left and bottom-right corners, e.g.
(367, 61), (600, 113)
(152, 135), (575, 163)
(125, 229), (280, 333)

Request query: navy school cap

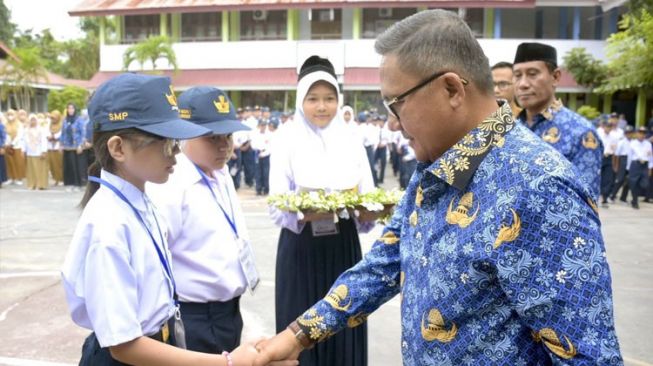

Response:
(89, 73), (210, 139)
(177, 86), (250, 135)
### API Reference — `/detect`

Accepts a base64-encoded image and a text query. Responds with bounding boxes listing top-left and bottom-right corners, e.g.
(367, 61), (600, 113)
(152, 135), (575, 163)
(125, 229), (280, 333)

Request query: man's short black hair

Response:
(491, 62), (513, 71)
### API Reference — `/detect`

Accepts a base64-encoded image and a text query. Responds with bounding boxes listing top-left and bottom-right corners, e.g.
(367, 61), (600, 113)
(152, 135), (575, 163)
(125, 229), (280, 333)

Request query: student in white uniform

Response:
(628, 126), (653, 209)
(148, 86), (258, 355)
(61, 74), (295, 366)
(268, 55), (375, 366)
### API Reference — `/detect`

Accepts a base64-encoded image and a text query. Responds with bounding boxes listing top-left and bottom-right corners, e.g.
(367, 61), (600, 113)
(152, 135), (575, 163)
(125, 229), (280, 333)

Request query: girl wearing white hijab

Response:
(268, 56), (374, 366)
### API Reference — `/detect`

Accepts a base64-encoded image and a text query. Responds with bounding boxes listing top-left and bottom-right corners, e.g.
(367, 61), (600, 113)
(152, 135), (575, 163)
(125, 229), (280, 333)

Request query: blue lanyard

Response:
(194, 165), (239, 237)
(88, 176), (177, 301)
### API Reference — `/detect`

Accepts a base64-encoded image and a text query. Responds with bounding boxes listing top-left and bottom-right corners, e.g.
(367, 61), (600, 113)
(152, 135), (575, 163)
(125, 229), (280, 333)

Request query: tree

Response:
(0, 0), (16, 43)
(599, 10), (653, 92)
(47, 85), (89, 113)
(123, 35), (178, 71)
(563, 48), (608, 89)
(0, 47), (48, 110)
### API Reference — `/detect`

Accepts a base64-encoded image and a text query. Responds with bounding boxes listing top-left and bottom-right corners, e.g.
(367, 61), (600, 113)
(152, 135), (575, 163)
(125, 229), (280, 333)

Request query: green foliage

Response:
(47, 86), (89, 113)
(563, 48), (608, 89)
(123, 35), (178, 71)
(0, 46), (48, 110)
(600, 10), (653, 92)
(0, 0), (16, 43)
(576, 105), (601, 120)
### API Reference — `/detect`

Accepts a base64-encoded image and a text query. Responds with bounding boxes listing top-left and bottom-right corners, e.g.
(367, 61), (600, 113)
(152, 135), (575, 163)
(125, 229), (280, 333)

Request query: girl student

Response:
(61, 73), (297, 366)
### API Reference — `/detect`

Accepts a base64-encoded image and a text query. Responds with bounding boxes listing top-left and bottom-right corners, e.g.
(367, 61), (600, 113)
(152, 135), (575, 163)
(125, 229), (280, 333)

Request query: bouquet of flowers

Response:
(267, 188), (404, 223)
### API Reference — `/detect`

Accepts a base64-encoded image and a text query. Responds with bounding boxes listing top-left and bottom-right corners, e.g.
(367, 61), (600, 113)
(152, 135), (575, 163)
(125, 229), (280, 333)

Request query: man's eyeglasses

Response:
(493, 81), (513, 90)
(383, 71), (468, 121)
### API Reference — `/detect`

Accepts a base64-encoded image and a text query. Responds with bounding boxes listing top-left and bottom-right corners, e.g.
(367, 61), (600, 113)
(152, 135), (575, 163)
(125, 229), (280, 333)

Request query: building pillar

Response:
(170, 14), (181, 42)
(229, 11), (240, 41)
(230, 90), (242, 108)
(494, 9), (502, 39)
(352, 8), (362, 40)
(568, 93), (577, 110)
(222, 12), (229, 42)
(99, 17), (106, 45)
(160, 13), (168, 36)
(559, 8), (568, 39)
(609, 8), (618, 34)
(287, 10), (296, 40)
(635, 88), (647, 127)
(603, 93), (613, 114)
(484, 9), (494, 38)
(588, 93), (599, 108)
(116, 15), (123, 44)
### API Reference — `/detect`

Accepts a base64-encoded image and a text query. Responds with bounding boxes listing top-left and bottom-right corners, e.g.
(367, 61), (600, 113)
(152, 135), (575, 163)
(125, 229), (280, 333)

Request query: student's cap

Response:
(177, 86), (250, 135)
(514, 42), (557, 67)
(89, 73), (210, 139)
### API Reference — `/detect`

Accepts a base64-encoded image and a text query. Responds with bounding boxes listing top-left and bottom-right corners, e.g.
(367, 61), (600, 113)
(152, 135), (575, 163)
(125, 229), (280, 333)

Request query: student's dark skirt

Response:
(275, 218), (368, 366)
(0, 155), (7, 183)
(63, 150), (83, 187)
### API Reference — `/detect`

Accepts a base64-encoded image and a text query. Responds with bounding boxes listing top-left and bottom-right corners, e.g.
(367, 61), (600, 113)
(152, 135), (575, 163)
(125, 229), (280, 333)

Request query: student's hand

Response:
(253, 330), (302, 366)
(76, 146), (83, 154)
(230, 338), (298, 366)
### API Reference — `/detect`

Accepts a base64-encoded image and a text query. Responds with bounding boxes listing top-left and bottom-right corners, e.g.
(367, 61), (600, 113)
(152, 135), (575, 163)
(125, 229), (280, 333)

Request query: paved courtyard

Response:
(0, 183), (651, 366)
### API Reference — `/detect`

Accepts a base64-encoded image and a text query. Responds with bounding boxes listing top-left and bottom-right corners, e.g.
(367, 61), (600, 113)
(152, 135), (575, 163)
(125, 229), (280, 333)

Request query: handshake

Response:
(227, 329), (304, 366)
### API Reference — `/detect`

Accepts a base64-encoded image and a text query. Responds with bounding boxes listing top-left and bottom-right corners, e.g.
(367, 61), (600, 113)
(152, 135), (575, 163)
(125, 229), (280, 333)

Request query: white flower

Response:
(573, 237), (586, 249)
(415, 232), (422, 240)
(420, 256), (428, 267)
(556, 270), (567, 283)
(460, 273), (469, 284)
(361, 202), (384, 211)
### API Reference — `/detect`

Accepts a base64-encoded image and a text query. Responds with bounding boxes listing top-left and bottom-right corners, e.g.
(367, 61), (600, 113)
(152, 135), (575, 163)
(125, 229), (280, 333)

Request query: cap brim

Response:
(200, 119), (251, 135)
(137, 118), (211, 139)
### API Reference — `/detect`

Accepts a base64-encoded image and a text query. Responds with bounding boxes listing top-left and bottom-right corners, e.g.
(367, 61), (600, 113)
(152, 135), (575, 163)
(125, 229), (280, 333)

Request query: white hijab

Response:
(271, 71), (373, 193)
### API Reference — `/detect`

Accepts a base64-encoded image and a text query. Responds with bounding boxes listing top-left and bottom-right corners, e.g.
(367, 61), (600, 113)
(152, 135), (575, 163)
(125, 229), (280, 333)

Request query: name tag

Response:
(237, 238), (260, 293)
(311, 218), (339, 237)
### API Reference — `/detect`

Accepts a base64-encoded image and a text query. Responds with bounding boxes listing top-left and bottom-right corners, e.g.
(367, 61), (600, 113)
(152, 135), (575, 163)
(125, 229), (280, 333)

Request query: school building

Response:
(69, 0), (649, 125)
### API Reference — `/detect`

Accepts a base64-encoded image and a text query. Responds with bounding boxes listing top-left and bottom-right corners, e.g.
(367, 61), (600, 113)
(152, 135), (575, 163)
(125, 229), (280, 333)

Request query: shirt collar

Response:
(517, 98), (564, 124)
(427, 102), (515, 191)
(100, 169), (148, 212)
(175, 152), (229, 187)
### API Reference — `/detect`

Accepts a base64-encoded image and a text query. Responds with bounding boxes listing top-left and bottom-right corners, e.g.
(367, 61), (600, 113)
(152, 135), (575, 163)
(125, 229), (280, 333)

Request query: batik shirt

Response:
(296, 103), (623, 365)
(516, 100), (602, 202)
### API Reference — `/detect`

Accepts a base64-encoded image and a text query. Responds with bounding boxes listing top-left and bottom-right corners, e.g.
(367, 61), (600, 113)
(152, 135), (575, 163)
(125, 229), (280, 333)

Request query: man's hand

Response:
(253, 329), (302, 366)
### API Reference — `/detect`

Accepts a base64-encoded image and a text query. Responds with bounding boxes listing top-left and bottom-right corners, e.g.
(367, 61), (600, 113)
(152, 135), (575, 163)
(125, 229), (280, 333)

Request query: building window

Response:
(311, 9), (342, 39)
(241, 10), (287, 40)
(123, 14), (160, 44)
(361, 8), (417, 39)
(463, 8), (484, 37)
(500, 8), (536, 38)
(181, 12), (221, 42)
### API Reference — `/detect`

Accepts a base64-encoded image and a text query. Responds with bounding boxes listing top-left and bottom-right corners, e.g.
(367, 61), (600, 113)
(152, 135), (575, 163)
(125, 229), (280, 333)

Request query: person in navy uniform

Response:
(148, 86), (262, 356)
(628, 126), (653, 209)
(255, 10), (622, 366)
(513, 42), (603, 202)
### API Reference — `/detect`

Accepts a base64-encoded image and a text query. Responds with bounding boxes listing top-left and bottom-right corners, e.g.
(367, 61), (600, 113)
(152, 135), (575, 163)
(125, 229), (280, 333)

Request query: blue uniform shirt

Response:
(296, 103), (622, 365)
(0, 123), (6, 146)
(516, 100), (602, 201)
(60, 116), (85, 149)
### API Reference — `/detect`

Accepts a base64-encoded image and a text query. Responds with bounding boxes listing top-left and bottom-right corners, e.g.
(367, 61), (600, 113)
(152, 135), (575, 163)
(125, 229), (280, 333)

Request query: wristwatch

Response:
(287, 320), (316, 350)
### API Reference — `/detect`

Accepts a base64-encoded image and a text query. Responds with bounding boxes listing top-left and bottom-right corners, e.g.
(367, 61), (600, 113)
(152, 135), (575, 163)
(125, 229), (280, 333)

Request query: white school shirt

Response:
(147, 153), (249, 303)
(614, 137), (630, 157)
(629, 139), (653, 168)
(22, 126), (48, 156)
(61, 170), (175, 347)
(597, 128), (620, 155)
(251, 129), (271, 158)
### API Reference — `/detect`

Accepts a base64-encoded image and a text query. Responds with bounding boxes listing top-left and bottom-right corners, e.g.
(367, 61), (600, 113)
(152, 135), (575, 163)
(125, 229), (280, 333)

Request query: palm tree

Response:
(122, 35), (178, 72)
(0, 47), (49, 110)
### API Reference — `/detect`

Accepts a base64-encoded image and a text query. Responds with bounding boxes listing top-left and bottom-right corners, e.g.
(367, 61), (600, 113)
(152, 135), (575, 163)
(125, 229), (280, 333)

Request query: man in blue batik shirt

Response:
(513, 42), (603, 202)
(256, 10), (622, 366)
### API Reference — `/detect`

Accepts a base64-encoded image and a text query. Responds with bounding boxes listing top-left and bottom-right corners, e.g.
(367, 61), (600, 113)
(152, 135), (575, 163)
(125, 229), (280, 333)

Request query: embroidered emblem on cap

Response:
(179, 109), (191, 119)
(166, 86), (178, 111)
(214, 95), (230, 114)
(109, 112), (129, 121)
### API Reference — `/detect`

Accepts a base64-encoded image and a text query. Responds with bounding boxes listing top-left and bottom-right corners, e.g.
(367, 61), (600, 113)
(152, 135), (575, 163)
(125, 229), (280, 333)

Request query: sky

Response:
(6, 0), (85, 40)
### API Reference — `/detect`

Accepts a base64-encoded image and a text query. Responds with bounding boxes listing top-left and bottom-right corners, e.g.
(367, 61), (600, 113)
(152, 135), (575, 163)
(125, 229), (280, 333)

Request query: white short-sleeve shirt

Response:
(61, 170), (175, 347)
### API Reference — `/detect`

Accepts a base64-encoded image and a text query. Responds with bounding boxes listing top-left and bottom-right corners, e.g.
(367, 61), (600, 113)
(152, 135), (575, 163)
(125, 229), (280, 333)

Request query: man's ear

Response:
(107, 136), (127, 163)
(443, 73), (466, 109)
(551, 68), (562, 88)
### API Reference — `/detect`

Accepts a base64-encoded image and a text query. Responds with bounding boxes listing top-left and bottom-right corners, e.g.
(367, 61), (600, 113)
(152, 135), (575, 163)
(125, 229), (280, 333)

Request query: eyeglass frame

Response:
(383, 70), (469, 121)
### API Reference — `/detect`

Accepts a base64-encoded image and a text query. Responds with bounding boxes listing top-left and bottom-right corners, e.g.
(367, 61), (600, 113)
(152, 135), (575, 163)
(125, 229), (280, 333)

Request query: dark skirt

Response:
(63, 150), (83, 187)
(275, 218), (368, 366)
(0, 155), (7, 183)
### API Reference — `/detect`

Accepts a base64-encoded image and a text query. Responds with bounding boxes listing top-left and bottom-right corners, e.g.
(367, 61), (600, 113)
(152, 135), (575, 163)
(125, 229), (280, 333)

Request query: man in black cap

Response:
(513, 42), (603, 202)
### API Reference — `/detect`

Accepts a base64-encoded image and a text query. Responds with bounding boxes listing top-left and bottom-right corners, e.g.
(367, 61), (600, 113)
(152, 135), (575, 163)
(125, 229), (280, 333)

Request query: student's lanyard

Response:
(88, 176), (178, 303)
(194, 164), (238, 238)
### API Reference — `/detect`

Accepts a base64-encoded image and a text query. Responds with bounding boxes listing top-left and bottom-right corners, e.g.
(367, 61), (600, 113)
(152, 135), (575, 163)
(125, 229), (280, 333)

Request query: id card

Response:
(311, 218), (339, 237)
(173, 306), (187, 349)
(237, 238), (260, 293)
